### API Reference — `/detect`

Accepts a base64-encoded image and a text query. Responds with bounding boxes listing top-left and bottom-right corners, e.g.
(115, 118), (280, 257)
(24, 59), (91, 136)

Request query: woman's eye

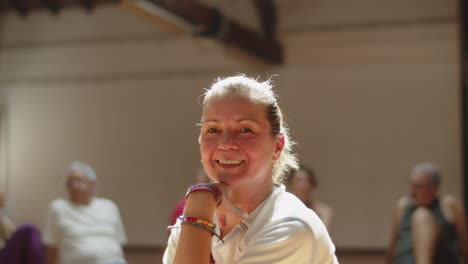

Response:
(240, 127), (253, 133)
(206, 128), (219, 133)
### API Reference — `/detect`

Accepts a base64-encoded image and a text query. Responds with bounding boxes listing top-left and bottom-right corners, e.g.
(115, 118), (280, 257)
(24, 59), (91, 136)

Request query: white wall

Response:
(0, 0), (460, 248)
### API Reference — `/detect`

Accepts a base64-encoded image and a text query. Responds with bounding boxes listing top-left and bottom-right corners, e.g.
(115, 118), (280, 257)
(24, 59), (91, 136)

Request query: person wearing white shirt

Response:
(43, 161), (127, 264)
(163, 75), (338, 263)
(164, 184), (336, 263)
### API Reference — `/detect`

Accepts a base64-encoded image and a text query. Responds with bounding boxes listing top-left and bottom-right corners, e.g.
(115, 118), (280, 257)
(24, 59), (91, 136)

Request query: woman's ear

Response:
(273, 133), (285, 161)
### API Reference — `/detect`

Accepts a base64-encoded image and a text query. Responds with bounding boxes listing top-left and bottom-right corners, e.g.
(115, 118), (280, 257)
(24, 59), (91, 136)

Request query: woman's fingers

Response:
(212, 183), (248, 219)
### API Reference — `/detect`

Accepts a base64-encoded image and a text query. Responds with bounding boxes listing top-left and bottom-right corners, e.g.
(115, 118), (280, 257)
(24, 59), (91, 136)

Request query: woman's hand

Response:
(184, 183), (247, 226)
(214, 183), (247, 218)
(210, 183), (247, 229)
(184, 190), (218, 220)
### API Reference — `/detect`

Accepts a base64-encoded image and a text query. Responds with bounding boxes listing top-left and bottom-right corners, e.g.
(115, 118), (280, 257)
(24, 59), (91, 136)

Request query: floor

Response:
(125, 249), (384, 264)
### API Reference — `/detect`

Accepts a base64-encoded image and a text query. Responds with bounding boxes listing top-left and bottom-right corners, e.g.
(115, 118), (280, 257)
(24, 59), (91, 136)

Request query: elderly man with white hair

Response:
(386, 162), (468, 264)
(44, 161), (127, 264)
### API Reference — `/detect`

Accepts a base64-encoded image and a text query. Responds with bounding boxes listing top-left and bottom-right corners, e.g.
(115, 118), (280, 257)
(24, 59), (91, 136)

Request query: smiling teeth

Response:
(218, 160), (242, 165)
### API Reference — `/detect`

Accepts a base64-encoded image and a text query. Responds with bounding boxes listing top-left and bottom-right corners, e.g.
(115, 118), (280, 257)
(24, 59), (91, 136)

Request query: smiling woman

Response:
(163, 74), (339, 264)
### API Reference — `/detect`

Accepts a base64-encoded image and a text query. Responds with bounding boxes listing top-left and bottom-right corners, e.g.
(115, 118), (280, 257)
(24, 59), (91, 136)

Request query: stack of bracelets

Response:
(185, 183), (222, 206)
(169, 183), (223, 240)
(178, 215), (222, 240)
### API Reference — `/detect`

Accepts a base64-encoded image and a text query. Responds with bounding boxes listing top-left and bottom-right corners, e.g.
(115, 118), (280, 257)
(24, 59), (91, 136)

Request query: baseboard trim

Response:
(336, 248), (385, 255)
(123, 245), (164, 252)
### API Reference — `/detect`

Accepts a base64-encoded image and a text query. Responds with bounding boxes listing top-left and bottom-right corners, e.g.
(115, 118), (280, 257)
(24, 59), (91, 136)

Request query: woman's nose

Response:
(217, 132), (238, 150)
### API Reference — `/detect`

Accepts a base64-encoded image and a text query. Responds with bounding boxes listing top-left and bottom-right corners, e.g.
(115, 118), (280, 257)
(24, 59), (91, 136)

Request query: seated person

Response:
(0, 189), (45, 264)
(386, 162), (468, 264)
(162, 75), (338, 263)
(285, 164), (333, 229)
(43, 161), (128, 264)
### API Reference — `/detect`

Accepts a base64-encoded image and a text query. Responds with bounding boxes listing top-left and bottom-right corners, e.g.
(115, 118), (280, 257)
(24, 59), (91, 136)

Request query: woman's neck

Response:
(231, 180), (273, 214)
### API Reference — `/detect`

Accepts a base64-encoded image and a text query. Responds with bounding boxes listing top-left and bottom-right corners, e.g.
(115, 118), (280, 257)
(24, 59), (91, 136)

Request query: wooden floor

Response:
(125, 249), (384, 264)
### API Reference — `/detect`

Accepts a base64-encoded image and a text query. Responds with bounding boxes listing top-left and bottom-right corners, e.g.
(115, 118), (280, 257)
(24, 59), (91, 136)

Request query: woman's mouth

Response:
(216, 159), (244, 168)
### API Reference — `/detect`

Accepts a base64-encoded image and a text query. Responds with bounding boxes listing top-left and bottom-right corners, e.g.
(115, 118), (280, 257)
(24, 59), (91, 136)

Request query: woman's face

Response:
(200, 96), (284, 186)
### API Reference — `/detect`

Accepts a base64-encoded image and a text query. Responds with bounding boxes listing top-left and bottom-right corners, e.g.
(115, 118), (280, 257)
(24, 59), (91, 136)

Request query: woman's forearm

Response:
(173, 191), (217, 264)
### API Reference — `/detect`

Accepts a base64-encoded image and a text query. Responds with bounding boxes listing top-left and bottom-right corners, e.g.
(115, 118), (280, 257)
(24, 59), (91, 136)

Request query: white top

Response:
(163, 184), (339, 264)
(43, 198), (127, 264)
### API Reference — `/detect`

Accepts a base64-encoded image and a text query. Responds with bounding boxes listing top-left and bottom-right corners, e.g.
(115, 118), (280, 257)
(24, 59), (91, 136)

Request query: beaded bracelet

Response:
(185, 183), (222, 207)
(178, 215), (223, 241)
(179, 215), (216, 229)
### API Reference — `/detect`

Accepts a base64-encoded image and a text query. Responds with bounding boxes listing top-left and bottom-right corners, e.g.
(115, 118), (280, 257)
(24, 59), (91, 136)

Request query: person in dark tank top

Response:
(386, 162), (468, 264)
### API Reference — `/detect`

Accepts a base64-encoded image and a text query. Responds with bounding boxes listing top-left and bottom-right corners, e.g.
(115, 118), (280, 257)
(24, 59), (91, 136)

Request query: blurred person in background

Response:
(0, 189), (45, 264)
(286, 164), (333, 229)
(44, 161), (128, 264)
(386, 162), (468, 264)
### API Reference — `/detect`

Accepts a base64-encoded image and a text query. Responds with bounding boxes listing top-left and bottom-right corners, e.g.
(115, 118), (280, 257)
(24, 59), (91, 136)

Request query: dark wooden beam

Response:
(8, 0), (29, 16)
(252, 0), (277, 40)
(1, 0), (120, 15)
(176, 1), (284, 63)
(123, 0), (284, 64)
(41, 0), (61, 14)
(220, 19), (283, 64)
(80, 0), (95, 11)
(460, 0), (468, 213)
(80, 0), (94, 10)
(154, 0), (213, 26)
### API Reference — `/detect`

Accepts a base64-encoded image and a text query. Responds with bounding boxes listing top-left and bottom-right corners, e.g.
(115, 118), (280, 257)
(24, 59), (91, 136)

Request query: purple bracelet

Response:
(185, 183), (222, 207)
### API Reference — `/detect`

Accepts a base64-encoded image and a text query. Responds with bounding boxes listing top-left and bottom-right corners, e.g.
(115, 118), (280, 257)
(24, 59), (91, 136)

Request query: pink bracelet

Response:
(185, 183), (222, 207)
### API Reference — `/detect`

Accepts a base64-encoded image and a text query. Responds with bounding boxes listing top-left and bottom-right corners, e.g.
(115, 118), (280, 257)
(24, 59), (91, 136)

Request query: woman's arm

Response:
(173, 191), (217, 264)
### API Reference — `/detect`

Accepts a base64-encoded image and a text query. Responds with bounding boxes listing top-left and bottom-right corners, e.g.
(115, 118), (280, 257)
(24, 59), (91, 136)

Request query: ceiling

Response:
(0, 0), (284, 64)
(0, 0), (119, 15)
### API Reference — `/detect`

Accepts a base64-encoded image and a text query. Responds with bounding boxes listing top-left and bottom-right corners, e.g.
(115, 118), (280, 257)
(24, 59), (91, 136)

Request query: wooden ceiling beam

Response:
(122, 0), (284, 64)
(80, 0), (95, 11)
(8, 0), (29, 16)
(41, 0), (61, 14)
(175, 0), (284, 64)
(220, 19), (283, 64)
(252, 0), (277, 40)
(1, 0), (120, 15)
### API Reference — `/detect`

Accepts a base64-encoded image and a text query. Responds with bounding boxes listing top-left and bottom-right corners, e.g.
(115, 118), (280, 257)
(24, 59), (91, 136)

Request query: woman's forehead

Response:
(202, 97), (267, 122)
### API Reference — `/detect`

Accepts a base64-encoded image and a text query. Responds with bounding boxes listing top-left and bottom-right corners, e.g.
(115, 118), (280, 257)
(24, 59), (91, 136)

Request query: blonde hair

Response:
(201, 74), (298, 183)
